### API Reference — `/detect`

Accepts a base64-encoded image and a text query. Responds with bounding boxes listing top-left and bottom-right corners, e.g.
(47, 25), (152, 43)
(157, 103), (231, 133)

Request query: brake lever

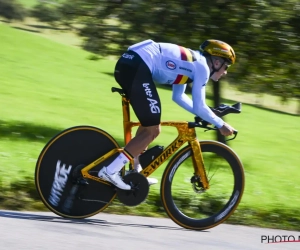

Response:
(225, 130), (238, 141)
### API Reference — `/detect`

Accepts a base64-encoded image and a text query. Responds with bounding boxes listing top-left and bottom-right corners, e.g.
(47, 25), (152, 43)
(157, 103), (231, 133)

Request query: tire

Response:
(161, 140), (245, 230)
(35, 125), (120, 219)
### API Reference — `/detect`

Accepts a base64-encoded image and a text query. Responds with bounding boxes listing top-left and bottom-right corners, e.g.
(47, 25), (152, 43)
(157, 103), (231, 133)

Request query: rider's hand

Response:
(218, 122), (235, 136)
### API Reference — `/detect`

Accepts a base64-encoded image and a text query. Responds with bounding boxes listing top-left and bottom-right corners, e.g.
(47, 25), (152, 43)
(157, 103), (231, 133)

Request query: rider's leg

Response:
(107, 125), (160, 174)
(130, 126), (159, 185)
(102, 125), (160, 181)
(125, 125), (160, 157)
(99, 50), (161, 190)
(133, 126), (146, 172)
(98, 125), (160, 189)
(128, 126), (160, 185)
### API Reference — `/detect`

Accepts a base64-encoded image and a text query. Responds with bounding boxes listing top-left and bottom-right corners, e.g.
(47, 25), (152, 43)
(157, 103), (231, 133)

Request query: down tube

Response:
(140, 136), (187, 177)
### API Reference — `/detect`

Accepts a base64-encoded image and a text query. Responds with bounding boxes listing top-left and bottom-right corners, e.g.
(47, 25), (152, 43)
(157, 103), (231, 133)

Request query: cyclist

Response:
(99, 39), (236, 190)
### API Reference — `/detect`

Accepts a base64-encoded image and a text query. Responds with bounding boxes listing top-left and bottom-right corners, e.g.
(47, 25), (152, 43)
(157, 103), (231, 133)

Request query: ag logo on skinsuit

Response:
(166, 60), (176, 70)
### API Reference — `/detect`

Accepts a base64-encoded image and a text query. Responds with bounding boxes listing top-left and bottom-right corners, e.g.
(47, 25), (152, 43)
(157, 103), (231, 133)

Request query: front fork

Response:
(189, 139), (209, 190)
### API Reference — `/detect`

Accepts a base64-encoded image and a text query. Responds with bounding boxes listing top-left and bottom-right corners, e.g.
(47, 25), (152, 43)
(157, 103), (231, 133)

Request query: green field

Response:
(18, 0), (58, 8)
(0, 23), (299, 230)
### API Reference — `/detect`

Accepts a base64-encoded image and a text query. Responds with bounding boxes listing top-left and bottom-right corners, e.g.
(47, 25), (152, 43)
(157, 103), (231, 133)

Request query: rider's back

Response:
(128, 39), (209, 86)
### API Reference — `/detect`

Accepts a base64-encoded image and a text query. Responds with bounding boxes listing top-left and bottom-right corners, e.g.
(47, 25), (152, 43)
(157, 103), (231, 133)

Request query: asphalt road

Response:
(0, 210), (299, 250)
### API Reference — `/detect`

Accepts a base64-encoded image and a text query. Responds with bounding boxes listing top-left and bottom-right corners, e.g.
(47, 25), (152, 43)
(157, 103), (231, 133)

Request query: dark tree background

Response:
(2, 0), (299, 141)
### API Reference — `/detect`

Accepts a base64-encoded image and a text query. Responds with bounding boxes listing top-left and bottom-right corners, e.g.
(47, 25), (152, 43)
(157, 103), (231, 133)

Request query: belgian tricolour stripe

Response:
(179, 46), (194, 62)
(173, 46), (195, 84)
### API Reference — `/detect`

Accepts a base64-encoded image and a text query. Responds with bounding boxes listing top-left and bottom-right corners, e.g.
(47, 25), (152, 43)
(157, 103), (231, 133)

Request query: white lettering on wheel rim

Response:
(215, 190), (240, 222)
(169, 151), (191, 182)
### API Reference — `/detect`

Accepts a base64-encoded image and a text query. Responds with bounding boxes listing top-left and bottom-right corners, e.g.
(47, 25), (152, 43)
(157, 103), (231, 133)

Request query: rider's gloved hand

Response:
(218, 122), (235, 136)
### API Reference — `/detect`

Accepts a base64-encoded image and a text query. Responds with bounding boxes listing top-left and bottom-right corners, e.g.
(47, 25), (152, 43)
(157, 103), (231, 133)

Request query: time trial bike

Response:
(35, 87), (245, 231)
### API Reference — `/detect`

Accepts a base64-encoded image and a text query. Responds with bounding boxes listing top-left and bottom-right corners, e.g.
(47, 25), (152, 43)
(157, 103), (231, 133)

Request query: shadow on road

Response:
(0, 210), (202, 232)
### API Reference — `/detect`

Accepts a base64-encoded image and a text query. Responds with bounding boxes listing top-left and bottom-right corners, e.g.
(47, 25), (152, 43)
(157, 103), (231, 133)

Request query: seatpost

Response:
(122, 96), (132, 145)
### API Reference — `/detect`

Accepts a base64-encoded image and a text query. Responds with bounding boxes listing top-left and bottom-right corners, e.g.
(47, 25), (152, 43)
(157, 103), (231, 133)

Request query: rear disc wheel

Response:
(35, 126), (120, 219)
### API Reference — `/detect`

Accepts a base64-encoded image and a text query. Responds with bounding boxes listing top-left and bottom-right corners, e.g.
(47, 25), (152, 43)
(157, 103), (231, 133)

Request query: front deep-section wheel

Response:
(161, 140), (245, 230)
(35, 125), (119, 219)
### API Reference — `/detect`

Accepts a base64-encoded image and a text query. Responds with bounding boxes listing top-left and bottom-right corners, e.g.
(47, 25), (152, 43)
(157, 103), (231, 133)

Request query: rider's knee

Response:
(153, 124), (161, 137)
(144, 124), (161, 139)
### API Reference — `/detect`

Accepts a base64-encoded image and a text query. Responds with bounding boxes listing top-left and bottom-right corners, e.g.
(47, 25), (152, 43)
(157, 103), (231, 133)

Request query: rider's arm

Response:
(172, 84), (194, 114)
(192, 84), (224, 128)
(172, 82), (224, 128)
(192, 71), (224, 128)
(172, 60), (224, 128)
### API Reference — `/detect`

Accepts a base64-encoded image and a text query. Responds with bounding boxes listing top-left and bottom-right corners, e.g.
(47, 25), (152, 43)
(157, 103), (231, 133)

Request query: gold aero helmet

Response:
(200, 39), (236, 65)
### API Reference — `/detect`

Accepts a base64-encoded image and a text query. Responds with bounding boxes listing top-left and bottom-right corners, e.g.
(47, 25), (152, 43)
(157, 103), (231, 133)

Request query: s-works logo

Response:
(261, 235), (300, 244)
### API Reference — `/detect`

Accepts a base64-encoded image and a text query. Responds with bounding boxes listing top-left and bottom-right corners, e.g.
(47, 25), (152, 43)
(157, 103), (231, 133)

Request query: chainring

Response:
(116, 172), (149, 206)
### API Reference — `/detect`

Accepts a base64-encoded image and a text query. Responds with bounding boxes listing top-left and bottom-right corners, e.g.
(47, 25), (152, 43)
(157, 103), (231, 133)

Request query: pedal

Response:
(116, 172), (149, 206)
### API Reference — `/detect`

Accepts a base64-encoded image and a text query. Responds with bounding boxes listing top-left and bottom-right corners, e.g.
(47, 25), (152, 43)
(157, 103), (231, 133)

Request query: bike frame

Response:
(81, 96), (210, 189)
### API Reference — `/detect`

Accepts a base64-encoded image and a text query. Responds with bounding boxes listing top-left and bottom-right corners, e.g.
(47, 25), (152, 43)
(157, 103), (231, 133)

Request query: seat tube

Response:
(122, 97), (132, 145)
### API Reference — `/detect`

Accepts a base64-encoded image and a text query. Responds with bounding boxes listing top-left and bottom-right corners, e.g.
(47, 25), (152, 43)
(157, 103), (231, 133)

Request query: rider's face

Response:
(210, 61), (230, 82)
